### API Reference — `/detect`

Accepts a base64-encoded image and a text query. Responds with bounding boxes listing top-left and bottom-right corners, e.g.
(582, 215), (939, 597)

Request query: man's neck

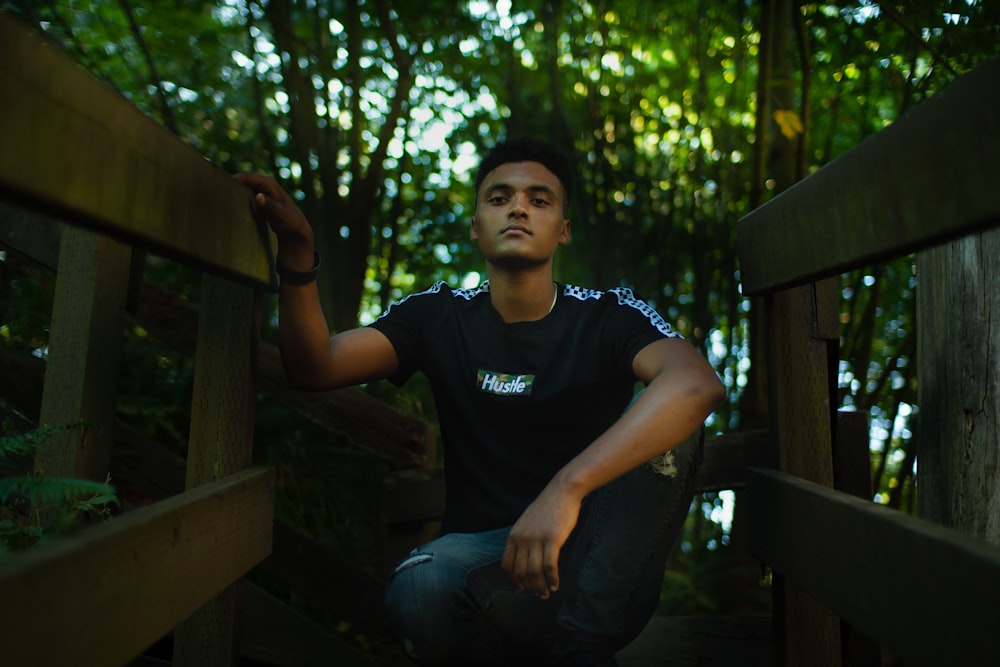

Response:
(485, 266), (559, 323)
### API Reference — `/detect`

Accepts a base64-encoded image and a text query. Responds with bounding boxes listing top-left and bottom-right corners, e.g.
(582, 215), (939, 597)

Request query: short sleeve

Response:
(368, 282), (448, 385)
(605, 287), (681, 374)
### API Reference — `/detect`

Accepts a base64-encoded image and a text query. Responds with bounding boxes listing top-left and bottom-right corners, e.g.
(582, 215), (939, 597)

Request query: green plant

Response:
(0, 420), (119, 555)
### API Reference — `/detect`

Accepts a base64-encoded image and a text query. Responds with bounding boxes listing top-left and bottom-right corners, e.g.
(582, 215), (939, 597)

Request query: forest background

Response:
(0, 0), (997, 617)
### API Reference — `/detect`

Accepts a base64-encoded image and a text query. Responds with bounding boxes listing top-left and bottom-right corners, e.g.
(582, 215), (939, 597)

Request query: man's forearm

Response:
(553, 353), (723, 499)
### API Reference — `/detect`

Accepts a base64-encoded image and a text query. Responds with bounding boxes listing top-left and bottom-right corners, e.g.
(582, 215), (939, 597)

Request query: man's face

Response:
(471, 161), (571, 269)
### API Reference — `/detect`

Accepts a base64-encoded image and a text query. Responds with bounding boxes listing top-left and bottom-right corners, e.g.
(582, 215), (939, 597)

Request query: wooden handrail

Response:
(0, 13), (274, 289)
(747, 467), (1000, 666)
(737, 56), (1000, 296)
(0, 467), (275, 666)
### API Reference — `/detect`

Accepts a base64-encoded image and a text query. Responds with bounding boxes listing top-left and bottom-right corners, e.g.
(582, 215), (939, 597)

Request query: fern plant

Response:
(0, 420), (119, 555)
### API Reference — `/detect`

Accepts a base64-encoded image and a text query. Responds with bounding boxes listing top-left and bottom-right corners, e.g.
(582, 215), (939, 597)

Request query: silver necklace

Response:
(548, 283), (558, 314)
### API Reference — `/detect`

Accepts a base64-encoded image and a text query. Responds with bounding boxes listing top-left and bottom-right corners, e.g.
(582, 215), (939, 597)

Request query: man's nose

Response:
(508, 195), (528, 218)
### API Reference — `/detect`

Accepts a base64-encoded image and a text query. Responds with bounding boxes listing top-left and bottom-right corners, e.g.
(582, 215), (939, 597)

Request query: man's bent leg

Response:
(547, 427), (705, 664)
(385, 527), (549, 665)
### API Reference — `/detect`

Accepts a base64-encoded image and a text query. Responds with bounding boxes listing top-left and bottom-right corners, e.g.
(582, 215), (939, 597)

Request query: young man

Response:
(236, 138), (724, 666)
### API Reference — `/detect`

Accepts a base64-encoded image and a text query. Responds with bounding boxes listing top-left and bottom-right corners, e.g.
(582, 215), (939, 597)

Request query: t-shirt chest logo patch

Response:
(477, 370), (535, 396)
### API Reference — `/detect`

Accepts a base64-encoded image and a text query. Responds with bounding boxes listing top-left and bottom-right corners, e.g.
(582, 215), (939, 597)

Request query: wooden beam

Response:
(765, 285), (841, 666)
(748, 467), (1000, 667)
(0, 200), (62, 270)
(0, 467), (275, 667)
(737, 57), (1000, 296)
(0, 14), (275, 289)
(36, 226), (131, 482)
(174, 275), (260, 666)
(0, 211), (435, 471)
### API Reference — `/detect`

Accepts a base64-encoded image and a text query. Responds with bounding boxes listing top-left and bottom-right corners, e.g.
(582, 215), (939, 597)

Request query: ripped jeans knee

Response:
(384, 529), (515, 665)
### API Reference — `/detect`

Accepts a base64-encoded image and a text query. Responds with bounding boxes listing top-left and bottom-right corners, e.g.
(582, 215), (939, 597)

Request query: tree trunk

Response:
(917, 229), (1000, 547)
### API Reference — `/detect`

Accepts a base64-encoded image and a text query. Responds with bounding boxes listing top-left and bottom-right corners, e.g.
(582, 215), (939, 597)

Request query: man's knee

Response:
(385, 551), (459, 662)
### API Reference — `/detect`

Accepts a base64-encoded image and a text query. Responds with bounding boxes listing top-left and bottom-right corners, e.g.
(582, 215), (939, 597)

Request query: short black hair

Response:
(474, 137), (572, 209)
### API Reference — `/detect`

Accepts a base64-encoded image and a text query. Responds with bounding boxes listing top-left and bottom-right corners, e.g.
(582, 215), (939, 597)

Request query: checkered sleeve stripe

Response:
(375, 281), (448, 321)
(609, 287), (679, 338)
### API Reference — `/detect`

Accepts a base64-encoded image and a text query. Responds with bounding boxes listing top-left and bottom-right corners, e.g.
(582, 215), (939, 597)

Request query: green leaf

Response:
(0, 476), (117, 507)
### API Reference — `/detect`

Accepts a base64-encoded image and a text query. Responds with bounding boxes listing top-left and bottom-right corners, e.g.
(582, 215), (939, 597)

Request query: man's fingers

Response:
(502, 541), (520, 589)
(543, 541), (560, 594)
(525, 542), (548, 598)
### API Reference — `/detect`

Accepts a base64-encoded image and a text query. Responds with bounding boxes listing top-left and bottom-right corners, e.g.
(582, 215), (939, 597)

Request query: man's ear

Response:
(470, 216), (480, 241)
(559, 218), (571, 244)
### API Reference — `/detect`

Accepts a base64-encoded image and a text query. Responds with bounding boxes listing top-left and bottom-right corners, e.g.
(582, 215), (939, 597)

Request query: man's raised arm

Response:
(236, 173), (398, 390)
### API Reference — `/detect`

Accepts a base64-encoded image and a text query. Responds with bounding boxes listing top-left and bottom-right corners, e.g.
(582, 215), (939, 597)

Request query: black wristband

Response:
(276, 251), (320, 285)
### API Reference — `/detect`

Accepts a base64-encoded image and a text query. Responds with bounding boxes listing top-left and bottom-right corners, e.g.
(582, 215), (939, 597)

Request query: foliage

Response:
(0, 420), (119, 555)
(253, 400), (387, 571)
(2, 0), (998, 614)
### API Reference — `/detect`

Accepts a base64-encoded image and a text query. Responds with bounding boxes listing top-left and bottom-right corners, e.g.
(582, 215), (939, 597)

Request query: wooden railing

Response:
(737, 56), (1000, 666)
(0, 14), (275, 666)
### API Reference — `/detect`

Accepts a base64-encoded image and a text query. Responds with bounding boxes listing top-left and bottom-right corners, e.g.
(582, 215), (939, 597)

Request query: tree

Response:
(4, 0), (998, 570)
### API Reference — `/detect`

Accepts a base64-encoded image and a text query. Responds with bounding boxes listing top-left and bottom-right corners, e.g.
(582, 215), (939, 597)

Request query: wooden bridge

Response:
(1, 13), (999, 666)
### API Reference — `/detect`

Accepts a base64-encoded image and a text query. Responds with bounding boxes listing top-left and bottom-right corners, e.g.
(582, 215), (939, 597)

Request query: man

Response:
(236, 138), (724, 665)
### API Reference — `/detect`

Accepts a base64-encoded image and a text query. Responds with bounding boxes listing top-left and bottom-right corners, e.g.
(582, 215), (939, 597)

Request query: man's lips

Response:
(501, 224), (531, 235)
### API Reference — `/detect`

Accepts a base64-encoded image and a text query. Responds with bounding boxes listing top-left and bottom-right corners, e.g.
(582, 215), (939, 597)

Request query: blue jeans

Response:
(383, 427), (704, 666)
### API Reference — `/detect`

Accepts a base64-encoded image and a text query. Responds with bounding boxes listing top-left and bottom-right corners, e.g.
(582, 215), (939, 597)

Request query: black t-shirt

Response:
(369, 281), (679, 534)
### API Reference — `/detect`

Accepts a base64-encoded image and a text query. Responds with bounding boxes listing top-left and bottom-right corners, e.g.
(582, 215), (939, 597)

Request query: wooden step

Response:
(240, 581), (376, 666)
(617, 615), (772, 667)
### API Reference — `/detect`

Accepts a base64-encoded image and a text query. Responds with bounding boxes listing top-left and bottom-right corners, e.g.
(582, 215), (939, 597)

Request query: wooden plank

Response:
(0, 467), (275, 667)
(695, 429), (768, 493)
(183, 276), (259, 489)
(255, 339), (434, 470)
(737, 57), (1000, 296)
(617, 615), (772, 667)
(765, 286), (841, 666)
(832, 411), (881, 667)
(832, 411), (872, 502)
(258, 522), (388, 640)
(35, 225), (131, 481)
(0, 14), (275, 289)
(0, 199), (62, 270)
(240, 581), (376, 666)
(747, 467), (1000, 667)
(916, 232), (1000, 539)
(174, 274), (260, 666)
(134, 281), (432, 469)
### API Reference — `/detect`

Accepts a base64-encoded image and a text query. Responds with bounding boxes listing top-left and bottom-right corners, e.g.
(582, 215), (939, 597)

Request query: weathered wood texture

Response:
(747, 468), (1000, 667)
(0, 467), (275, 667)
(174, 275), (261, 666)
(35, 226), (132, 481)
(765, 282), (841, 667)
(0, 200), (63, 268)
(1, 203), (436, 470)
(832, 411), (881, 667)
(917, 231), (1000, 545)
(0, 13), (274, 289)
(2, 16), (278, 665)
(738, 56), (1000, 295)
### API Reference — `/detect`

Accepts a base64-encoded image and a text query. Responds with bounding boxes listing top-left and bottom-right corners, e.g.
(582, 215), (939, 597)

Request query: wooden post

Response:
(917, 231), (1000, 545)
(833, 410), (881, 667)
(35, 226), (131, 482)
(173, 274), (260, 666)
(767, 279), (841, 667)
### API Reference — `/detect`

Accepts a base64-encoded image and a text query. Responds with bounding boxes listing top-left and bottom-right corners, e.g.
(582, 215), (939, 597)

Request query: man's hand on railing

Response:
(235, 173), (316, 274)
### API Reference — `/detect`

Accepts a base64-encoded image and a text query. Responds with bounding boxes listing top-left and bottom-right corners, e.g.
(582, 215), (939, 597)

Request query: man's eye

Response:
(531, 198), (550, 206)
(488, 196), (508, 204)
